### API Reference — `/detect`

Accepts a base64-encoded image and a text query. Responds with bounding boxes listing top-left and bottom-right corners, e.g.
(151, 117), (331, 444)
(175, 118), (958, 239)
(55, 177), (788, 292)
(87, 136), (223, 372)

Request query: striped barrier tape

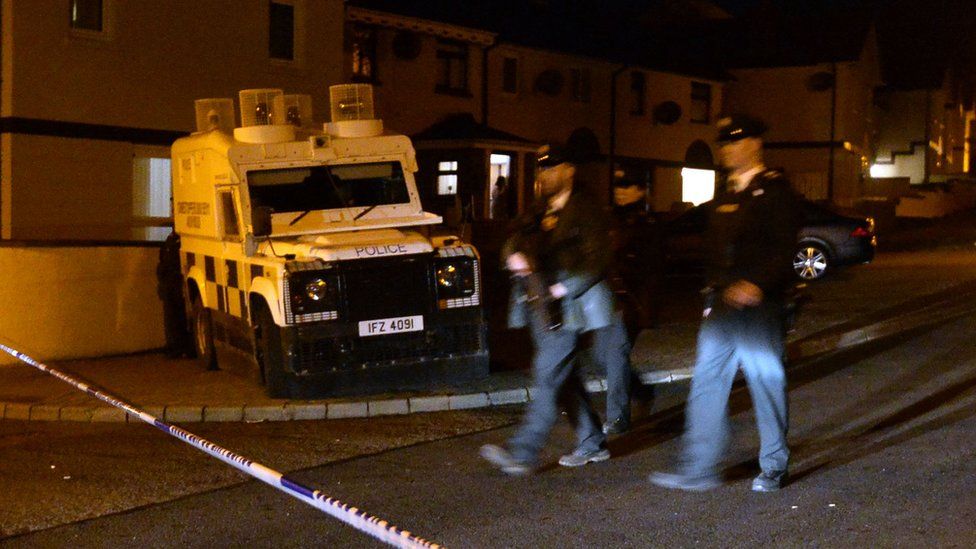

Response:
(0, 343), (442, 549)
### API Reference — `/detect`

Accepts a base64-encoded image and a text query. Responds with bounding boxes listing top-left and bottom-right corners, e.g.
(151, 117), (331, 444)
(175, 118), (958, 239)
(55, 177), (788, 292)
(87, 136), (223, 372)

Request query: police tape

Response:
(0, 343), (442, 549)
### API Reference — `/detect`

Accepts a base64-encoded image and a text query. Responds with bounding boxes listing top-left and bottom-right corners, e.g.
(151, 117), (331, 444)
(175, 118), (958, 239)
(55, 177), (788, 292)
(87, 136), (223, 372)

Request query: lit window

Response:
(350, 25), (377, 82)
(133, 154), (172, 241)
(571, 68), (592, 103)
(691, 82), (712, 124)
(681, 168), (716, 205)
(438, 161), (459, 195)
(436, 40), (469, 95)
(70, 0), (103, 32)
(870, 163), (896, 178)
(269, 1), (295, 61)
(502, 57), (519, 94)
(630, 72), (645, 115)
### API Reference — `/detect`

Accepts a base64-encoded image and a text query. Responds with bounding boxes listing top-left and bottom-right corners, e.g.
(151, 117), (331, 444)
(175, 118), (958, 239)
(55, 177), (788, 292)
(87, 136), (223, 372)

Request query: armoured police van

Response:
(172, 85), (488, 398)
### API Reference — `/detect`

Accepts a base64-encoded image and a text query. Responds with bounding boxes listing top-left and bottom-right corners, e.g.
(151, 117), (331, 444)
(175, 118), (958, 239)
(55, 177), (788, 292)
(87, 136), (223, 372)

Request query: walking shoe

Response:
(602, 417), (631, 435)
(751, 470), (787, 492)
(558, 447), (611, 467)
(479, 444), (534, 476)
(648, 471), (721, 492)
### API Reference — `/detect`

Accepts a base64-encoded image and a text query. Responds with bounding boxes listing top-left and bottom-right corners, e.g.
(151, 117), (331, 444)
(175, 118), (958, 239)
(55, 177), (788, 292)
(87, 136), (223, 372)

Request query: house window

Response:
(437, 161), (459, 195)
(691, 82), (712, 124)
(132, 154), (172, 241)
(681, 167), (716, 205)
(436, 40), (469, 96)
(630, 71), (646, 115)
(502, 57), (519, 94)
(269, 1), (295, 61)
(570, 68), (592, 103)
(70, 0), (103, 32)
(350, 25), (377, 82)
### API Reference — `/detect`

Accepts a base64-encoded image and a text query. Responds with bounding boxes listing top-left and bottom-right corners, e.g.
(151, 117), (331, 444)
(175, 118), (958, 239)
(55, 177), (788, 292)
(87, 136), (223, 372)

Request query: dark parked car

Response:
(661, 199), (876, 281)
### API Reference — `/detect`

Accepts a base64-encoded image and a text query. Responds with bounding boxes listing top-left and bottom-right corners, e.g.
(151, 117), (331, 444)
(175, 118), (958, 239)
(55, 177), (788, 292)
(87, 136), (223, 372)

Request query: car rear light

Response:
(850, 226), (872, 238)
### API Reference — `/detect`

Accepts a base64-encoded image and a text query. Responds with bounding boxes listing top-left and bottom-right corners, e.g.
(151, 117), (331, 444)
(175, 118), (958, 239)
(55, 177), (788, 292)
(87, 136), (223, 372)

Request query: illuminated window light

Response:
(681, 168), (715, 205)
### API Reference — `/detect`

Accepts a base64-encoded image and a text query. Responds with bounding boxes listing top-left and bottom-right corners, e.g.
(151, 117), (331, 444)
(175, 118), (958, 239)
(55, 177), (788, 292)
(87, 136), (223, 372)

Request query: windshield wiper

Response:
(288, 210), (311, 226)
(353, 204), (379, 221)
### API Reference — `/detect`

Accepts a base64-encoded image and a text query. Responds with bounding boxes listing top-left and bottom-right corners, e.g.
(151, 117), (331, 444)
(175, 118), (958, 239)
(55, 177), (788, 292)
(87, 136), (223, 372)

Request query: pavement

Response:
(3, 248), (976, 424)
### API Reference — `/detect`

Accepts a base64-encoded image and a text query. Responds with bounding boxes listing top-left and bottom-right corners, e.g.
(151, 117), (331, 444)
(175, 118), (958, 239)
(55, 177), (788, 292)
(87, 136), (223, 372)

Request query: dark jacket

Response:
(703, 170), (802, 298)
(504, 188), (615, 331)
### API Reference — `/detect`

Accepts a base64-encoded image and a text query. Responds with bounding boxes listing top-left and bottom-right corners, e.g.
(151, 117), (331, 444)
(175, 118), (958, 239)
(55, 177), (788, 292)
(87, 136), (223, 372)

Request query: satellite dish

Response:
(534, 69), (564, 96)
(653, 101), (682, 125)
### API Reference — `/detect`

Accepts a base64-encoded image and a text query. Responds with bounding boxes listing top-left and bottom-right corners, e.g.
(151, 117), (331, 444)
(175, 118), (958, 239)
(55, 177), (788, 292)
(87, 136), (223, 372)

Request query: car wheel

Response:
(253, 302), (292, 399)
(793, 244), (829, 280)
(190, 294), (218, 370)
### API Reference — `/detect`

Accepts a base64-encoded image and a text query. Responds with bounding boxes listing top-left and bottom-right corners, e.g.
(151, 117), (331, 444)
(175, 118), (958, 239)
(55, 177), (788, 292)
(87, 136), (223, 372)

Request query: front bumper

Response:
(277, 309), (489, 398)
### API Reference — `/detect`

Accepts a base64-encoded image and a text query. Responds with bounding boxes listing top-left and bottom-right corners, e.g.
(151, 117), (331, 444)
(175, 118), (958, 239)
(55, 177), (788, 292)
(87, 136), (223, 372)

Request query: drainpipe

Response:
(827, 62), (837, 203)
(608, 64), (628, 205)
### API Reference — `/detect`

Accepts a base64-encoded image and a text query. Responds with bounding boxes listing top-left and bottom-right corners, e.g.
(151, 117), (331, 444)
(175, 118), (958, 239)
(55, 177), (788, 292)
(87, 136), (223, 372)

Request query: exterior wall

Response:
(365, 30), (486, 136)
(724, 30), (882, 207)
(486, 45), (613, 151)
(1, 0), (345, 240)
(0, 245), (164, 366)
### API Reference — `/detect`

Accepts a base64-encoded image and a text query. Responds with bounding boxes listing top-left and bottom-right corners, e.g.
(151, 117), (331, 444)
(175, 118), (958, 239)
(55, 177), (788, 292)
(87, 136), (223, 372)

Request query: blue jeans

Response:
(680, 300), (789, 478)
(508, 327), (606, 464)
(593, 312), (633, 423)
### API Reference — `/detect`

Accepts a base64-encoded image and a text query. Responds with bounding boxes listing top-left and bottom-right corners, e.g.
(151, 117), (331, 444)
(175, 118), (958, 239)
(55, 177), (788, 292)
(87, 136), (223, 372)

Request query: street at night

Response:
(3, 247), (976, 546)
(4, 0), (976, 547)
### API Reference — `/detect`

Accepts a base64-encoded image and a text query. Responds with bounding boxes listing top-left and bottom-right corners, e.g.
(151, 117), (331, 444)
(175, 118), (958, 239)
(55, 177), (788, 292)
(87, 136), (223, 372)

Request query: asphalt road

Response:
(4, 248), (976, 547)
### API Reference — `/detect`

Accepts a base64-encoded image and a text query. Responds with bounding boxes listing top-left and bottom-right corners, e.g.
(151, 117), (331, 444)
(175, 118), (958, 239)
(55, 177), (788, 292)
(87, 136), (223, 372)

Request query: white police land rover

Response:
(171, 85), (488, 398)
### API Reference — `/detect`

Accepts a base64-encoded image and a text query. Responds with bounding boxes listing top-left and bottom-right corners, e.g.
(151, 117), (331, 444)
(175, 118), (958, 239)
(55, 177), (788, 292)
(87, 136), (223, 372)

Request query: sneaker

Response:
(648, 471), (721, 492)
(602, 417), (631, 435)
(558, 447), (611, 467)
(479, 444), (534, 476)
(751, 470), (787, 492)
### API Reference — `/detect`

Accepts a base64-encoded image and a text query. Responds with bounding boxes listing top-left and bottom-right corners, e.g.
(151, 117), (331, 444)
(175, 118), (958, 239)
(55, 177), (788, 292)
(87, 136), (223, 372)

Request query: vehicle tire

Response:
(793, 244), (830, 280)
(190, 294), (218, 370)
(253, 302), (292, 399)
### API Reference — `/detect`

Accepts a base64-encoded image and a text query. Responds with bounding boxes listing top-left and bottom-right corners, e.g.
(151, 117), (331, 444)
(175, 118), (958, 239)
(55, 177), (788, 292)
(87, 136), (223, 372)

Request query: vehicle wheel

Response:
(253, 303), (292, 399)
(793, 244), (829, 280)
(190, 295), (218, 370)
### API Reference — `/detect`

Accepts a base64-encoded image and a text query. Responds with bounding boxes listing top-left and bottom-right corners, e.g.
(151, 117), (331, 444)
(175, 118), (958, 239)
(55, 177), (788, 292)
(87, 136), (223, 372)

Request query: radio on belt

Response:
(171, 85), (488, 398)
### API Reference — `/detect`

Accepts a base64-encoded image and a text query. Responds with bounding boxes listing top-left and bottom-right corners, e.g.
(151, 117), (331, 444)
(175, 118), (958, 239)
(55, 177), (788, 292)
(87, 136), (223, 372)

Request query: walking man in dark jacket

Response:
(480, 140), (616, 475)
(649, 114), (801, 492)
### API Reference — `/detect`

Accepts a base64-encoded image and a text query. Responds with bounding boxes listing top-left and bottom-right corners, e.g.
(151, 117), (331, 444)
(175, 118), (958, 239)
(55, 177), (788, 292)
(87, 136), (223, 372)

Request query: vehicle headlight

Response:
(286, 271), (339, 320)
(434, 259), (476, 300)
(306, 278), (329, 301)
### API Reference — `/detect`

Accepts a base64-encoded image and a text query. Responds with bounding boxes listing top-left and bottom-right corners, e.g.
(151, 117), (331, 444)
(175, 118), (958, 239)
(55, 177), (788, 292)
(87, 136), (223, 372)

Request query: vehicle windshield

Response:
(246, 162), (410, 214)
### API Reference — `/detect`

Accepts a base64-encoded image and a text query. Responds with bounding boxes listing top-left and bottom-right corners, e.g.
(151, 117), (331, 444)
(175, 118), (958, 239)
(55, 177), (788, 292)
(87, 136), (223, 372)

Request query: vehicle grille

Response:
(341, 256), (431, 320)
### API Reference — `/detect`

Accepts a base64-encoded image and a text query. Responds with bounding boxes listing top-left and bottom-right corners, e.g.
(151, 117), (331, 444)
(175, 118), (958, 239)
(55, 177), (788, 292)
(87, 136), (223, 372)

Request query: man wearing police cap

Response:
(480, 138), (616, 475)
(649, 114), (801, 492)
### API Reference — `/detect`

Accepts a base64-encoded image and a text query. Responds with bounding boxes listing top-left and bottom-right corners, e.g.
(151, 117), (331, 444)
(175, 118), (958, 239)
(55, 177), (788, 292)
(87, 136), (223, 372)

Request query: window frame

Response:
(268, 0), (305, 66)
(501, 56), (519, 95)
(690, 81), (712, 124)
(436, 160), (459, 196)
(435, 39), (471, 97)
(349, 24), (379, 83)
(68, 0), (113, 41)
(630, 71), (646, 116)
(570, 67), (592, 103)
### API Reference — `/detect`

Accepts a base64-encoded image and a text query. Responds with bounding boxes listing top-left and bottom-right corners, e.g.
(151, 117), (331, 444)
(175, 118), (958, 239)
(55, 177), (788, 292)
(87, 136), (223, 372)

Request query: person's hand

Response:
(722, 279), (763, 309)
(506, 252), (531, 276)
(549, 282), (568, 299)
